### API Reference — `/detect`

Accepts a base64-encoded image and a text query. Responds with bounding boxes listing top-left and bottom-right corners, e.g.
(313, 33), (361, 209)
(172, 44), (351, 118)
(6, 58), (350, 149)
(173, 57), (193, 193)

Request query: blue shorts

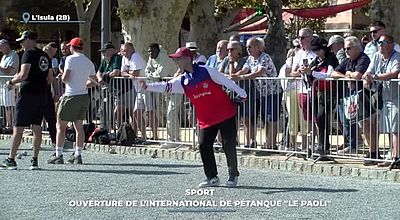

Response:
(260, 93), (282, 123)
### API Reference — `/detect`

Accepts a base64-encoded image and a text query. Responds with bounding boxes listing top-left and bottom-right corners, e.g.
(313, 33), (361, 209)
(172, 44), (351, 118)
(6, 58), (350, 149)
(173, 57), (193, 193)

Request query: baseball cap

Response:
(67, 37), (84, 48)
(327, 35), (344, 47)
(99, 42), (115, 52)
(169, 47), (193, 59)
(185, 42), (197, 51)
(16, 30), (38, 42)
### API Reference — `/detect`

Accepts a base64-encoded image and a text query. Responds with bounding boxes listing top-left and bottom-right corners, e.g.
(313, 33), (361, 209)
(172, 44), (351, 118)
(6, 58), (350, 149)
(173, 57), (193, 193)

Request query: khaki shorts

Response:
(58, 94), (89, 121)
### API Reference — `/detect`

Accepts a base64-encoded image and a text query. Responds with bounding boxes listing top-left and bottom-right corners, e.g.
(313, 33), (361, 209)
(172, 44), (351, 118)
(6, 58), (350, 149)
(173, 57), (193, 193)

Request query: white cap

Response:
(186, 42), (197, 51)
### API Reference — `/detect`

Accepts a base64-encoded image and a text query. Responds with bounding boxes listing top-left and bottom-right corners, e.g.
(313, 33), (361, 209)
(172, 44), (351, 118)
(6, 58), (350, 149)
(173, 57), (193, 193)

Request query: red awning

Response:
(238, 16), (268, 32)
(225, 0), (370, 33)
(283, 0), (371, 19)
(230, 8), (256, 25)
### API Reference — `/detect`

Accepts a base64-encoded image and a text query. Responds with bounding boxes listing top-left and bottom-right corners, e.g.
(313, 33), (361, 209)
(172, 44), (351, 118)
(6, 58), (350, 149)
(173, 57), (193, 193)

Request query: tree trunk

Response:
(74, 0), (100, 58)
(187, 0), (236, 57)
(370, 0), (400, 37)
(187, 0), (218, 57)
(264, 0), (286, 70)
(117, 0), (191, 58)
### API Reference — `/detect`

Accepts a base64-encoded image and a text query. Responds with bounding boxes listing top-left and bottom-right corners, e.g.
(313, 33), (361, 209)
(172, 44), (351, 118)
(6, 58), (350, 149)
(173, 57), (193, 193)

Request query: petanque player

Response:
(140, 47), (247, 188)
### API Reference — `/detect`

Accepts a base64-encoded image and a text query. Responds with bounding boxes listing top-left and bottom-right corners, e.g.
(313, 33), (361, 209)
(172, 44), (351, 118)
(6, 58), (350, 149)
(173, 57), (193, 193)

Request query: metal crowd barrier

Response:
(0, 75), (397, 165)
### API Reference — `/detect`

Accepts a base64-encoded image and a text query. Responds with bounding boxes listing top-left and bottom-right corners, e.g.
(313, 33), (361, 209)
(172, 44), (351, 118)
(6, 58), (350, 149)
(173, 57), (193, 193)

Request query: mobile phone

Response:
(302, 59), (308, 67)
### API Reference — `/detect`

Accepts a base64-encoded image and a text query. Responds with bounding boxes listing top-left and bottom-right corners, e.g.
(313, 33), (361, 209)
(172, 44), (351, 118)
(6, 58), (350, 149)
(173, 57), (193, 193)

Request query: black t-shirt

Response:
(334, 52), (370, 98)
(20, 47), (51, 94)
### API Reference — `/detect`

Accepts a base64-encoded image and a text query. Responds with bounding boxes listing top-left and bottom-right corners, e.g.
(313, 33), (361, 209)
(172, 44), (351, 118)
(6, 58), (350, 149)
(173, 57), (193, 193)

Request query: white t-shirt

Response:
(122, 52), (146, 90)
(0, 50), (19, 76)
(121, 52), (146, 77)
(64, 53), (95, 96)
(291, 49), (317, 91)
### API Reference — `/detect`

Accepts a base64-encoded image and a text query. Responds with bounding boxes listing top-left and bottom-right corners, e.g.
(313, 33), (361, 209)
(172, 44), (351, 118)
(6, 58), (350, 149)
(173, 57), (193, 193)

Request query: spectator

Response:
(0, 39), (19, 133)
(219, 41), (246, 76)
(59, 41), (71, 75)
(47, 37), (96, 164)
(206, 40), (228, 69)
(1, 31), (52, 170)
(328, 35), (346, 63)
(47, 42), (59, 75)
(141, 47), (247, 187)
(120, 42), (148, 141)
(304, 37), (339, 156)
(362, 34), (400, 168)
(229, 34), (248, 57)
(186, 42), (207, 65)
(42, 44), (60, 147)
(233, 37), (282, 154)
(331, 36), (379, 165)
(289, 28), (317, 151)
(364, 21), (400, 60)
(231, 37), (262, 152)
(287, 39), (301, 58)
(96, 42), (124, 130)
(145, 43), (179, 147)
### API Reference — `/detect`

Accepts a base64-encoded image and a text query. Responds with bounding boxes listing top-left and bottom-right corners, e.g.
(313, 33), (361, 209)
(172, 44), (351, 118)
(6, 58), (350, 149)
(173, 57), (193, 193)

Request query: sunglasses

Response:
(377, 40), (390, 45)
(344, 47), (352, 52)
(370, 28), (383, 34)
(298, 36), (310, 40)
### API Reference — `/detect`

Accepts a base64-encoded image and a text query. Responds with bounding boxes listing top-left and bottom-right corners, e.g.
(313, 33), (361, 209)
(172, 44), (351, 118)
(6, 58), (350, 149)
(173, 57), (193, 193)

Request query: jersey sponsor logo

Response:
(39, 56), (49, 72)
(202, 82), (208, 89)
(193, 91), (211, 99)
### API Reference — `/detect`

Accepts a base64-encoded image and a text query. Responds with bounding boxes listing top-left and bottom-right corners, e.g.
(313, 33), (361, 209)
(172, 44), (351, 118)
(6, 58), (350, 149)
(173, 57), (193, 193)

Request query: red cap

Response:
(67, 37), (83, 48)
(169, 47), (193, 59)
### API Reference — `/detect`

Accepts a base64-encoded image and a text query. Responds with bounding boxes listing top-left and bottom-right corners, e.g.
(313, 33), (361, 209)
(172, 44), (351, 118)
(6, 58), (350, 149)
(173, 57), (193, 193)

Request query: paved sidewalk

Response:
(1, 134), (399, 183)
(1, 140), (400, 220)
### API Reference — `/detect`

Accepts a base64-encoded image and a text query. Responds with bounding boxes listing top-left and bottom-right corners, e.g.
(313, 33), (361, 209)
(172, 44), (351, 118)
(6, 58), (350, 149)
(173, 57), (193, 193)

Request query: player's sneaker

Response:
(0, 158), (17, 170)
(30, 158), (40, 170)
(197, 176), (220, 188)
(67, 154), (83, 164)
(47, 154), (64, 164)
(225, 176), (239, 187)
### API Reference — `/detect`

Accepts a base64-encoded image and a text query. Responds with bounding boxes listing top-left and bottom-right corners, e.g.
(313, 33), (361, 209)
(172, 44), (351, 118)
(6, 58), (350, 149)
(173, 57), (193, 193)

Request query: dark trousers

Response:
(338, 102), (357, 149)
(198, 116), (239, 179)
(314, 92), (332, 151)
(44, 91), (57, 144)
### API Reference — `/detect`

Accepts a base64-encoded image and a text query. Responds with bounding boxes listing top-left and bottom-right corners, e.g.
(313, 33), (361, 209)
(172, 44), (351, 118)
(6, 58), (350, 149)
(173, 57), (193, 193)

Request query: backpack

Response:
(89, 128), (110, 144)
(116, 122), (135, 146)
(83, 122), (96, 142)
(66, 127), (76, 142)
(65, 123), (96, 143)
